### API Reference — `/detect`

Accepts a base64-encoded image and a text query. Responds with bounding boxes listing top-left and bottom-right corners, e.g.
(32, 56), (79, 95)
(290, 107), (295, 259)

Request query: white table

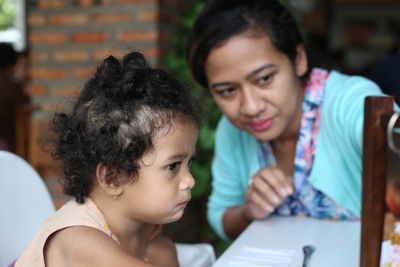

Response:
(212, 216), (360, 267)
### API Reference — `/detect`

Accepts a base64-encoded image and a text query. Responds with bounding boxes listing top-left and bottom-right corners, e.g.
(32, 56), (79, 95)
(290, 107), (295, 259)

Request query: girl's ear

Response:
(295, 44), (308, 77)
(96, 163), (123, 197)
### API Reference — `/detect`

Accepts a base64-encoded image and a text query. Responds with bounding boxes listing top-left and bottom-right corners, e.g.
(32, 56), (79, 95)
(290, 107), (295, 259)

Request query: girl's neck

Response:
(89, 192), (151, 259)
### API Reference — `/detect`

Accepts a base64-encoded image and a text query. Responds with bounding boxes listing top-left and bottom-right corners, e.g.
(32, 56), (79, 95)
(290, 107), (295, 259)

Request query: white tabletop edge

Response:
(212, 216), (361, 267)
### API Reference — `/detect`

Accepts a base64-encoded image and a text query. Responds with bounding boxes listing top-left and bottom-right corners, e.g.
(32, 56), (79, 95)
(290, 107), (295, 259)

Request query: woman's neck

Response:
(275, 84), (304, 141)
(270, 81), (305, 175)
(270, 139), (297, 176)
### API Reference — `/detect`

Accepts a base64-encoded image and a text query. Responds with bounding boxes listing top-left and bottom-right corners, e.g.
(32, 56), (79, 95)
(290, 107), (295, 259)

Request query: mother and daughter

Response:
(12, 0), (392, 266)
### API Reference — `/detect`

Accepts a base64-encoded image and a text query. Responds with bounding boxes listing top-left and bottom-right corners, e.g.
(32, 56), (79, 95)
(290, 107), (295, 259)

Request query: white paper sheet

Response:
(229, 246), (295, 267)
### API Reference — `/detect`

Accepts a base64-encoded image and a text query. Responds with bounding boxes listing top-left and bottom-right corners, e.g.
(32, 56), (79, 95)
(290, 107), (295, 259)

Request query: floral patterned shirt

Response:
(258, 68), (356, 220)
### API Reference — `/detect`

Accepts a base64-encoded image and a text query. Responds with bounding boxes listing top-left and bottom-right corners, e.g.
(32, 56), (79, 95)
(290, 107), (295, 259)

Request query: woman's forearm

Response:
(222, 205), (253, 239)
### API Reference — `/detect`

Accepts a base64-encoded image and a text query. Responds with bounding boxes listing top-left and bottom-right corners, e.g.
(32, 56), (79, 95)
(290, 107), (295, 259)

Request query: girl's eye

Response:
(188, 157), (194, 169)
(167, 162), (181, 171)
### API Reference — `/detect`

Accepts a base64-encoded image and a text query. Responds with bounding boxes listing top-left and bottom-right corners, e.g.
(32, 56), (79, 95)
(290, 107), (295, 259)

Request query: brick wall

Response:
(26, 0), (185, 208)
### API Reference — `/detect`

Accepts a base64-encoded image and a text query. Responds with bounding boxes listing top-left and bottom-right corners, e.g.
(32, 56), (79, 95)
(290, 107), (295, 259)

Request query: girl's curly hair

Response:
(51, 51), (201, 203)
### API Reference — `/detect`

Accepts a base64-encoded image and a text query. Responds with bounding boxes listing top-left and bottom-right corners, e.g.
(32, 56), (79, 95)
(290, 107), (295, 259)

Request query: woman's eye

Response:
(167, 162), (181, 171)
(258, 74), (271, 84)
(218, 87), (236, 96)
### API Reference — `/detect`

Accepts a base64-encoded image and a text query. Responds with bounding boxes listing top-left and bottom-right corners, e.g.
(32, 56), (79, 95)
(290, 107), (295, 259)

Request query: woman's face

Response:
(204, 33), (307, 141)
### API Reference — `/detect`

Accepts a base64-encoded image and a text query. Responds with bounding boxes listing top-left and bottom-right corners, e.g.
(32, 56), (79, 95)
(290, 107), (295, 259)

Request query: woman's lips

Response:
(249, 118), (274, 131)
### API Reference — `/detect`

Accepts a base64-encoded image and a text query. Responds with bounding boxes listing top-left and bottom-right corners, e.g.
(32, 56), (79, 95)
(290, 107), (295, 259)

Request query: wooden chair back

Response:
(361, 96), (399, 267)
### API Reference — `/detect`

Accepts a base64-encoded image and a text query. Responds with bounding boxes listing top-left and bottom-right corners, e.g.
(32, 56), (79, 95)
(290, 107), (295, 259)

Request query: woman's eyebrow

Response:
(210, 64), (274, 89)
(245, 64), (274, 80)
(210, 81), (233, 90)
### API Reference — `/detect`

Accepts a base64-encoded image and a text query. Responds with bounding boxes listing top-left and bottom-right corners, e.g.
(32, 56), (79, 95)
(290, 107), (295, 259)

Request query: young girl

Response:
(14, 51), (201, 267)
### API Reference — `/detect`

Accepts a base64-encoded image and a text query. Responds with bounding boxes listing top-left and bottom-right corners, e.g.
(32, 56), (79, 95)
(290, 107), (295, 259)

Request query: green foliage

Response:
(162, 0), (231, 254)
(163, 0), (221, 201)
(0, 0), (15, 30)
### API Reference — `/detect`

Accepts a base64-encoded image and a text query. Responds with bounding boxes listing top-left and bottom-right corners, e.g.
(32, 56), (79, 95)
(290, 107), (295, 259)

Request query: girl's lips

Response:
(249, 118), (274, 131)
(178, 200), (190, 206)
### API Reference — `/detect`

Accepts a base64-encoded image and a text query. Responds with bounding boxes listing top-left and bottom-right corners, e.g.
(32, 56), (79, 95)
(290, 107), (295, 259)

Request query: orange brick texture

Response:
(26, 0), (186, 207)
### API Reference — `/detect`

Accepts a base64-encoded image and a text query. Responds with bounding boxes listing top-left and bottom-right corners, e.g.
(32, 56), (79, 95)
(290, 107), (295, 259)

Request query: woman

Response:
(187, 0), (388, 240)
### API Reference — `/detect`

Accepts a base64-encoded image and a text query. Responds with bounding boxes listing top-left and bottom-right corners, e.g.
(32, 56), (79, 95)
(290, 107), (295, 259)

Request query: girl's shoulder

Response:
(44, 226), (152, 267)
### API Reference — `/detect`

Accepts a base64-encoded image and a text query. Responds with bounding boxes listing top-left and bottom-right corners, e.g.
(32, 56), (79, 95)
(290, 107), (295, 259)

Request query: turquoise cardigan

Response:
(208, 71), (387, 240)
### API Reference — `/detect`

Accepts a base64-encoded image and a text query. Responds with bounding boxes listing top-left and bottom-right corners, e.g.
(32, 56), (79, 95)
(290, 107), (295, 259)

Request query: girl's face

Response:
(204, 33), (307, 141)
(121, 120), (198, 225)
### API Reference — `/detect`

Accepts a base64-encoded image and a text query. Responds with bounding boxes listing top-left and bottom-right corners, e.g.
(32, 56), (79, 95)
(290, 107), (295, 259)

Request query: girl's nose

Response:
(181, 172), (195, 191)
(240, 86), (264, 117)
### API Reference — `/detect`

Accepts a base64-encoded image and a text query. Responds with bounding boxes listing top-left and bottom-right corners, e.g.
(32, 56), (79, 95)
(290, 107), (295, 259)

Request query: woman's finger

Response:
(255, 167), (292, 198)
(251, 175), (282, 206)
(245, 187), (273, 219)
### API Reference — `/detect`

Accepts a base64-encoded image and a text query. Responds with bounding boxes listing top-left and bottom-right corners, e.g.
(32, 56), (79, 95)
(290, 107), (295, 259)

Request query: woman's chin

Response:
(249, 129), (278, 142)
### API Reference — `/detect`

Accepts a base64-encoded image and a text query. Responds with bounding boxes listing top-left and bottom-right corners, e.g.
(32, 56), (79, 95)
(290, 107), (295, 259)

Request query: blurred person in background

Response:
(369, 34), (400, 105)
(0, 42), (29, 152)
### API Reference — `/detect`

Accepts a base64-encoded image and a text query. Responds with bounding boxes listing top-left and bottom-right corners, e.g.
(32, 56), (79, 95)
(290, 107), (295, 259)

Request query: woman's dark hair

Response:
(187, 0), (310, 88)
(51, 51), (201, 203)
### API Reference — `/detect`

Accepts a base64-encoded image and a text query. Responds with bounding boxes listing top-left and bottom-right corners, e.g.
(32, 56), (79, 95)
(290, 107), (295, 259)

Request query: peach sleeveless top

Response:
(15, 198), (119, 267)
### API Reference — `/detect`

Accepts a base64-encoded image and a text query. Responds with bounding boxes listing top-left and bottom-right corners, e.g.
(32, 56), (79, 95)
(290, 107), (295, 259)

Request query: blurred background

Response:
(1, 0), (399, 256)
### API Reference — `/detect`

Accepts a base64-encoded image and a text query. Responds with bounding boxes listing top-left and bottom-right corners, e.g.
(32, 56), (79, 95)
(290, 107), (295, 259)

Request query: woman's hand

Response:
(222, 166), (294, 239)
(243, 166), (294, 220)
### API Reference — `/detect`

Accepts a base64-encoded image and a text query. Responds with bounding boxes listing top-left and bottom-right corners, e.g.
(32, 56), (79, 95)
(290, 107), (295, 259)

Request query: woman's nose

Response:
(240, 86), (264, 116)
